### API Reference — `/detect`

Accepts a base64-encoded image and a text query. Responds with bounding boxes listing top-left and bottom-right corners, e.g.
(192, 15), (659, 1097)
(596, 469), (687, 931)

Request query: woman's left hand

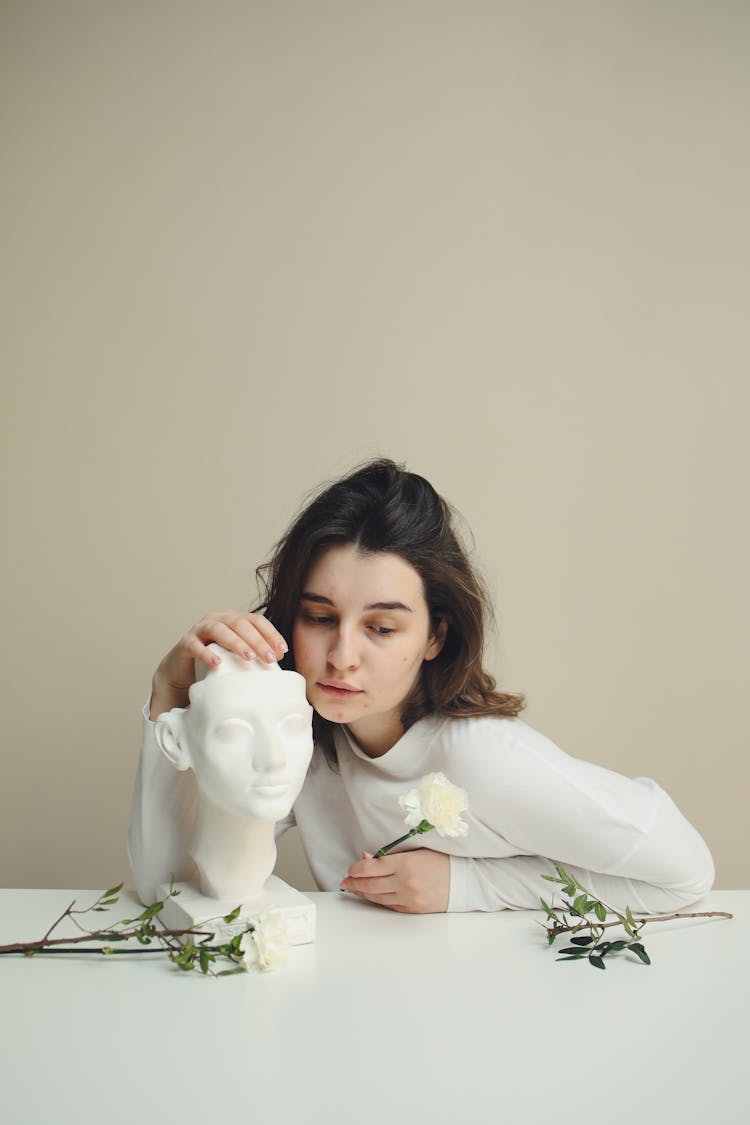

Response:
(340, 849), (450, 913)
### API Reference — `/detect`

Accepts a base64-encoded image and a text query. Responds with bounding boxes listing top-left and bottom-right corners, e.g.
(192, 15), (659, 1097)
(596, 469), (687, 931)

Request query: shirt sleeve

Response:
(127, 703), (199, 905)
(445, 720), (715, 913)
(127, 702), (296, 905)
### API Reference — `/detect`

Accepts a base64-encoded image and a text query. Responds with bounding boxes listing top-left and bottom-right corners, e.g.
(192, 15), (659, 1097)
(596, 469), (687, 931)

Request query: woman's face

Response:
(292, 544), (445, 757)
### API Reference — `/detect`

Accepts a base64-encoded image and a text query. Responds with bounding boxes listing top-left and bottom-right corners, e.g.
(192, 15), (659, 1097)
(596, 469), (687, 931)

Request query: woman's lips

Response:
(318, 682), (362, 697)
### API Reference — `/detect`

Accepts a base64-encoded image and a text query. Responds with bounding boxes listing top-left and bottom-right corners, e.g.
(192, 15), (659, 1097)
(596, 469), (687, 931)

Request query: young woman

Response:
(129, 459), (714, 913)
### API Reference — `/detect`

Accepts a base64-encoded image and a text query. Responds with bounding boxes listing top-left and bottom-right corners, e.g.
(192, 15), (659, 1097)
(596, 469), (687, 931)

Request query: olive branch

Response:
(0, 883), (259, 976)
(540, 865), (733, 969)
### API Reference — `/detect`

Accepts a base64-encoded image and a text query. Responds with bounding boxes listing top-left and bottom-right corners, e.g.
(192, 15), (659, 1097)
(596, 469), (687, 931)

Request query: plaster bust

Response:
(154, 644), (314, 902)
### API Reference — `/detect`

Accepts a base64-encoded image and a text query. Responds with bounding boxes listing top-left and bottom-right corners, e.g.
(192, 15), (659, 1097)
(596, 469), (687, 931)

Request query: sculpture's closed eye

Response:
(213, 718), (255, 743)
(278, 713), (310, 737)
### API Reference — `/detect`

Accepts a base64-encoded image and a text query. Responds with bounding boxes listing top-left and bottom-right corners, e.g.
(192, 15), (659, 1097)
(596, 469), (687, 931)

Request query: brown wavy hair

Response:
(253, 458), (525, 765)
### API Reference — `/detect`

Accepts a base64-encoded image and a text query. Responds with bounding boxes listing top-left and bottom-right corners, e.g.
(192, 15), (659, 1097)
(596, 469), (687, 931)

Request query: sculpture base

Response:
(156, 876), (316, 945)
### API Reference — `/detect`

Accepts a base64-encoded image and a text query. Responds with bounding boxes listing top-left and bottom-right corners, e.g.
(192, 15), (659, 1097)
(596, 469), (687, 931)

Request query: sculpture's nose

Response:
(252, 722), (286, 774)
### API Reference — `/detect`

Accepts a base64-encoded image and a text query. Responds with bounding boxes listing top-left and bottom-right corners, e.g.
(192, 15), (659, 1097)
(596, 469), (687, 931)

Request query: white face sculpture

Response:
(155, 646), (314, 823)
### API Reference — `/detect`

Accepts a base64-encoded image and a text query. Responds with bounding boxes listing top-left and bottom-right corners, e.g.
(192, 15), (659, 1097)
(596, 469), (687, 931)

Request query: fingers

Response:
(150, 610), (289, 720)
(185, 612), (288, 669)
(341, 849), (450, 914)
(341, 853), (400, 898)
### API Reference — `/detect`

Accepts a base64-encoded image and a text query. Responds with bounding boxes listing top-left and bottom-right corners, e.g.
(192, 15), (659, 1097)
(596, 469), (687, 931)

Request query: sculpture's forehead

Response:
(193, 671), (310, 713)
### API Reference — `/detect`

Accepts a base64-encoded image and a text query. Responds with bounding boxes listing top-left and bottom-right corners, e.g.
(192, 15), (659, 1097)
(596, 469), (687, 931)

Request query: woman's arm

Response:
(446, 720), (715, 914)
(127, 703), (199, 905)
(344, 719), (715, 915)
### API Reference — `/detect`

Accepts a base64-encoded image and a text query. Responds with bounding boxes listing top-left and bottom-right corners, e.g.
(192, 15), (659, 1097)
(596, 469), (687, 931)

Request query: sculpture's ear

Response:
(154, 708), (192, 771)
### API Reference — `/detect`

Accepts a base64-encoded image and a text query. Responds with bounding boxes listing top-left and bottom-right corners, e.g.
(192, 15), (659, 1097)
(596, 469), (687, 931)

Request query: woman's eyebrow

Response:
(365, 601), (412, 612)
(299, 592), (412, 612)
(300, 592), (333, 605)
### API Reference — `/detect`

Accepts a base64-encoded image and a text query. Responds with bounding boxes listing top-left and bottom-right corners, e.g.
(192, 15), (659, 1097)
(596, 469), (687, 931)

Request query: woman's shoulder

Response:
(435, 711), (543, 744)
(429, 712), (570, 766)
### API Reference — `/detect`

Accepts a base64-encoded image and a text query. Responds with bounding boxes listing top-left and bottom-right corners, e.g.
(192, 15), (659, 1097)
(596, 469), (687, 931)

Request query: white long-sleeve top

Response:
(128, 705), (715, 913)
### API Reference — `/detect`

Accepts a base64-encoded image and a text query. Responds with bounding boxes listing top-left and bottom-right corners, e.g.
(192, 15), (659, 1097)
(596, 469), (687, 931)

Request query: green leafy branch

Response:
(0, 883), (261, 976)
(540, 865), (733, 970)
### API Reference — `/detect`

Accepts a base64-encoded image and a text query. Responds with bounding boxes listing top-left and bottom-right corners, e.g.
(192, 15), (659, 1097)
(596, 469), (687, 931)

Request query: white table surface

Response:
(1, 889), (746, 1125)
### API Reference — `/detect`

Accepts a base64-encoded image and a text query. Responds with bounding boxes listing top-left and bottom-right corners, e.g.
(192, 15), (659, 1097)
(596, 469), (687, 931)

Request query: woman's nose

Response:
(328, 628), (359, 672)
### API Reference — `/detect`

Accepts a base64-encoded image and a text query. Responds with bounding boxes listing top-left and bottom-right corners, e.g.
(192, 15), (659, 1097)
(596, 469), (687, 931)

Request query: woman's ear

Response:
(154, 709), (192, 770)
(424, 618), (448, 662)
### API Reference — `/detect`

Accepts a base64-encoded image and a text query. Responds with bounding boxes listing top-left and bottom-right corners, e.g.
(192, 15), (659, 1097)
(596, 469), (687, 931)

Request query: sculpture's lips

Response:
(319, 681), (362, 696)
(253, 784), (288, 797)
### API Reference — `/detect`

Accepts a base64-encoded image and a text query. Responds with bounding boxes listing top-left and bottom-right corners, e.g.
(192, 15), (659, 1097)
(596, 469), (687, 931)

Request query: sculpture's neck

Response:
(190, 799), (277, 903)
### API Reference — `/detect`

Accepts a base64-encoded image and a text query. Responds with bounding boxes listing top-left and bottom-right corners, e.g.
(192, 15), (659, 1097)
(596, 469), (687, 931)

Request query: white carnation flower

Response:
(239, 908), (289, 973)
(398, 771), (469, 838)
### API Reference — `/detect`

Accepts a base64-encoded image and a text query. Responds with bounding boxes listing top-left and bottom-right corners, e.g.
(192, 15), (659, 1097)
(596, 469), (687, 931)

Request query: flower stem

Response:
(374, 820), (433, 858)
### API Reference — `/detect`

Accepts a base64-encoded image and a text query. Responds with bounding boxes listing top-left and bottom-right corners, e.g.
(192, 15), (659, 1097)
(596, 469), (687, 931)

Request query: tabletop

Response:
(1, 888), (746, 1125)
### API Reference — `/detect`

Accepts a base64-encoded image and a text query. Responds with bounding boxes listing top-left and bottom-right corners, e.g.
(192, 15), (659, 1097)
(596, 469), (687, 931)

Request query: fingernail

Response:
(242, 649), (255, 661)
(264, 650), (276, 664)
(211, 654), (222, 666)
(279, 640), (288, 654)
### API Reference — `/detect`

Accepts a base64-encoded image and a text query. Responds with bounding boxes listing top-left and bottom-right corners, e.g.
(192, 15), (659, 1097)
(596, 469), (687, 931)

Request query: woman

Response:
(129, 459), (714, 913)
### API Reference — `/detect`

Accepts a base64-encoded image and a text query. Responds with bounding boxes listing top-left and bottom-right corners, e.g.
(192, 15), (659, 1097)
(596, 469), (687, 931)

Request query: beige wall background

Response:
(1, 0), (747, 893)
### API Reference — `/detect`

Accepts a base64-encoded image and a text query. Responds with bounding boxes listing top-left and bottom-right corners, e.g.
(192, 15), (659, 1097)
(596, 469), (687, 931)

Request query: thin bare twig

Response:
(546, 908), (733, 939)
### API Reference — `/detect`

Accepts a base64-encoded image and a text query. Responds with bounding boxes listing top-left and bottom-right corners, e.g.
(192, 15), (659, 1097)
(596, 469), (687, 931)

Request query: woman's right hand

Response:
(149, 611), (288, 720)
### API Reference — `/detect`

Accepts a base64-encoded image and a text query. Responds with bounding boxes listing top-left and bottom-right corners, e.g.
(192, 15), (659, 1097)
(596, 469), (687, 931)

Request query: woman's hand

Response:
(150, 611), (288, 720)
(340, 849), (450, 914)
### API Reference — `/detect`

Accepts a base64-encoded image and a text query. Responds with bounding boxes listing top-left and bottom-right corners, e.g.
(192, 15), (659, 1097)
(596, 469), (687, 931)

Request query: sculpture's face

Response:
(185, 671), (314, 822)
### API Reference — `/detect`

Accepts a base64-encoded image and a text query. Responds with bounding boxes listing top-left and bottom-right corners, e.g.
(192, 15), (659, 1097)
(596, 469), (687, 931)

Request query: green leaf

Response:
(104, 883), (124, 898)
(137, 903), (164, 922)
(228, 933), (244, 954)
(560, 945), (592, 955)
(626, 905), (636, 928)
(555, 952), (587, 961)
(539, 898), (560, 921)
(588, 955), (606, 970)
(223, 906), (242, 924)
(569, 935), (594, 946)
(572, 894), (589, 914)
(547, 932), (557, 946)
(594, 902), (607, 922)
(217, 967), (246, 977)
(629, 943), (651, 965)
(608, 940), (628, 952)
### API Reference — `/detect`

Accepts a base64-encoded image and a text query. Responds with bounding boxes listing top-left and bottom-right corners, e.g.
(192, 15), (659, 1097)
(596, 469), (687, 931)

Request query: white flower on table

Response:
(239, 908), (289, 973)
(398, 771), (470, 838)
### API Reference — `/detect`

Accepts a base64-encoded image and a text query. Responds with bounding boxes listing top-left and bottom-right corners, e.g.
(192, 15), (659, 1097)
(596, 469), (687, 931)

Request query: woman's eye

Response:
(369, 625), (394, 636)
(306, 614), (334, 625)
